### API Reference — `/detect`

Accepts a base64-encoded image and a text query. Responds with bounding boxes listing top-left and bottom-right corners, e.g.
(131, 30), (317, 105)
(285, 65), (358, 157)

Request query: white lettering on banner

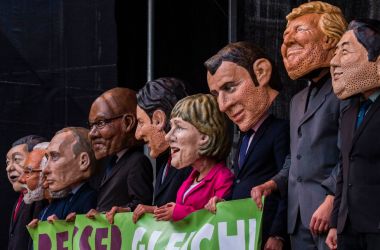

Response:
(148, 231), (162, 250)
(131, 219), (257, 249)
(190, 223), (214, 250)
(180, 232), (196, 250)
(132, 227), (147, 250)
(218, 220), (245, 250)
(249, 219), (257, 250)
(166, 233), (186, 250)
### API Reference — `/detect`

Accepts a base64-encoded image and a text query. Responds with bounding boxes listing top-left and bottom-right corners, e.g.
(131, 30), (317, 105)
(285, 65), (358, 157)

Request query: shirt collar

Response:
(368, 89), (380, 103)
(71, 182), (84, 194)
(116, 148), (128, 163)
(252, 112), (269, 132)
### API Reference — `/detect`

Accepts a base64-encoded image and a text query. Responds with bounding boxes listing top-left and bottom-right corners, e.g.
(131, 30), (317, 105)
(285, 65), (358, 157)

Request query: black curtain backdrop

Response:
(0, 0), (379, 246)
(0, 0), (117, 245)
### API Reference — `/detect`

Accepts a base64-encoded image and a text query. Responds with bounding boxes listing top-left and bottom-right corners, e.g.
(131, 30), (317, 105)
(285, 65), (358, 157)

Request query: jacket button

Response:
(348, 183), (352, 188)
(297, 177), (302, 182)
(296, 154), (302, 160)
(349, 156), (354, 161)
(236, 179), (240, 184)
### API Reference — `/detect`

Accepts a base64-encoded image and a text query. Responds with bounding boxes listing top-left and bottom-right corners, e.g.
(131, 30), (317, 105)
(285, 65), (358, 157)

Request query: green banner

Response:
(28, 198), (262, 250)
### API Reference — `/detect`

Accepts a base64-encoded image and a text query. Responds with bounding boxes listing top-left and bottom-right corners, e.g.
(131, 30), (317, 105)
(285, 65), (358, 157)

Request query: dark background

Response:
(0, 0), (378, 246)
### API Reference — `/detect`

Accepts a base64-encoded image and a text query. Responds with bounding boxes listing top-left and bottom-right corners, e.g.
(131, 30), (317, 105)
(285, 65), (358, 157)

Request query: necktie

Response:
(305, 86), (318, 113)
(238, 130), (254, 169)
(356, 99), (372, 129)
(13, 193), (24, 221)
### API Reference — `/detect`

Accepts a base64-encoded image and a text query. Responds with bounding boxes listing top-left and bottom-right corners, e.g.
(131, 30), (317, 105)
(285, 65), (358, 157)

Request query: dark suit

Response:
(8, 198), (45, 250)
(231, 114), (289, 245)
(273, 78), (349, 227)
(154, 155), (191, 206)
(332, 96), (380, 238)
(39, 182), (97, 220)
(96, 148), (153, 212)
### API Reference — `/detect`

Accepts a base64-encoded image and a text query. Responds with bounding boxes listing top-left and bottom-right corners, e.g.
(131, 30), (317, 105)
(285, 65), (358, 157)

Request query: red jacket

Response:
(172, 162), (234, 221)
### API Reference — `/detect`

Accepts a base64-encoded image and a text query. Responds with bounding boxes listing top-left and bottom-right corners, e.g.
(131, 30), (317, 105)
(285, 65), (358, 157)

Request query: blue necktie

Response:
(238, 130), (254, 169)
(106, 155), (118, 176)
(356, 99), (372, 129)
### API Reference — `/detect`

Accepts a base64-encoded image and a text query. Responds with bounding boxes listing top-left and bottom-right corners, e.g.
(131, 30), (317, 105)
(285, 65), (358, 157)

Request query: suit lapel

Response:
(352, 96), (380, 147)
(299, 79), (331, 127)
(237, 115), (273, 176)
(99, 153), (127, 188)
(181, 164), (220, 203)
(341, 99), (358, 155)
(9, 199), (20, 232)
(181, 179), (207, 203)
(155, 165), (176, 198)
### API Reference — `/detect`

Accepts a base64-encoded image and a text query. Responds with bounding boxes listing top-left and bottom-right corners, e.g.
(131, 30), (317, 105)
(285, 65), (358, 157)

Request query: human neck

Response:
(192, 157), (217, 180)
(267, 88), (279, 104)
(311, 68), (329, 83)
(363, 87), (380, 99)
(300, 68), (329, 83)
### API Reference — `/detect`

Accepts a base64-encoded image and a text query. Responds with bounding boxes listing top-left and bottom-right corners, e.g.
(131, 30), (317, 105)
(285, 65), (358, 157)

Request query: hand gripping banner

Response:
(28, 198), (263, 250)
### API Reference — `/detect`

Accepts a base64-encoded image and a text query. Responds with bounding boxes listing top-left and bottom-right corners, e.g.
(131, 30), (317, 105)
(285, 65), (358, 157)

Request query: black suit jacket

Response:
(39, 182), (97, 220)
(231, 115), (289, 242)
(8, 198), (45, 250)
(154, 157), (191, 206)
(96, 148), (153, 212)
(332, 96), (380, 233)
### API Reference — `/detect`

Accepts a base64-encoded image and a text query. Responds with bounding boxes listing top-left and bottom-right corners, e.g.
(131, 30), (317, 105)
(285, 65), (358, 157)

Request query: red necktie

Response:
(13, 193), (24, 221)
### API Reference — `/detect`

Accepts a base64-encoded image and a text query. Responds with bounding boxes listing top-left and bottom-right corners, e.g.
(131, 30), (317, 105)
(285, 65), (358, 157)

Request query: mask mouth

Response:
(286, 46), (303, 57)
(9, 174), (19, 182)
(170, 147), (180, 155)
(333, 71), (343, 80)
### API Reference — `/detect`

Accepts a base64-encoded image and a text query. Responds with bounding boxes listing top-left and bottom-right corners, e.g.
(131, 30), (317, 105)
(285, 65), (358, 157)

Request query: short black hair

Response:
(136, 77), (188, 132)
(12, 135), (47, 152)
(204, 41), (282, 91)
(348, 19), (380, 62)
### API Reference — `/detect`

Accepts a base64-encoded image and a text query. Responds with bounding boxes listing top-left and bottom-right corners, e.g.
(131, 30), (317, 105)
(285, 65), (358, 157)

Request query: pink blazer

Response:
(172, 162), (234, 221)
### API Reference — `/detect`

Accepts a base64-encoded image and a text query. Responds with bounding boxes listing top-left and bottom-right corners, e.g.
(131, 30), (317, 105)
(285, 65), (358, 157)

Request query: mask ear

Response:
(252, 58), (272, 87)
(199, 134), (209, 146)
(322, 36), (337, 50)
(121, 113), (136, 133)
(78, 152), (90, 171)
(152, 110), (167, 131)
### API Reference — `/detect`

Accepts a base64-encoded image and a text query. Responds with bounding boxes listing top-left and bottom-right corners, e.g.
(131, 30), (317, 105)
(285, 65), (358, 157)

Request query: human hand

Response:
(133, 204), (156, 223)
(264, 236), (284, 250)
(251, 180), (277, 210)
(106, 206), (131, 224)
(85, 209), (99, 219)
(47, 214), (59, 223)
(309, 195), (334, 235)
(325, 228), (338, 250)
(27, 218), (39, 229)
(65, 212), (76, 222)
(204, 196), (224, 213)
(154, 202), (175, 221)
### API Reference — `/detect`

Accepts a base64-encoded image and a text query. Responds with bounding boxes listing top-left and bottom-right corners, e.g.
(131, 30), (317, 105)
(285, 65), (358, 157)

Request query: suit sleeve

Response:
(125, 155), (153, 210)
(330, 155), (343, 228)
(320, 99), (350, 195)
(269, 122), (289, 238)
(272, 122), (290, 197)
(272, 154), (290, 197)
